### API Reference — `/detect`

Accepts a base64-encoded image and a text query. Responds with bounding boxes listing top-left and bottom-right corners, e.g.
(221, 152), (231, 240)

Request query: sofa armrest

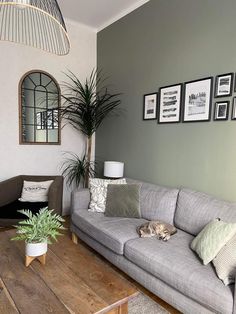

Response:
(71, 189), (90, 215)
(0, 176), (22, 207)
(48, 177), (64, 215)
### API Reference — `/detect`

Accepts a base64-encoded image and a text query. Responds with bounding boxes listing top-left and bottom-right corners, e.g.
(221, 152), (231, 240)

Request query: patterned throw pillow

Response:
(19, 180), (54, 202)
(213, 234), (236, 285)
(88, 178), (126, 212)
(191, 218), (236, 265)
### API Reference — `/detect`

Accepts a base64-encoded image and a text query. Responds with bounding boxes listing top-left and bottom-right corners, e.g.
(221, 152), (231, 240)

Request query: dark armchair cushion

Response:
(0, 200), (48, 219)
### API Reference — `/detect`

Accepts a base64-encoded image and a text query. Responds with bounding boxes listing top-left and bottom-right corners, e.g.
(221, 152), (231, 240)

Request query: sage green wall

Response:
(96, 0), (236, 202)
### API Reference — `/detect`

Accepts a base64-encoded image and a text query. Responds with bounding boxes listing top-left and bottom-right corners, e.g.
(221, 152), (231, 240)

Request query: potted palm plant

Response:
(61, 69), (121, 187)
(12, 208), (65, 261)
(61, 152), (95, 188)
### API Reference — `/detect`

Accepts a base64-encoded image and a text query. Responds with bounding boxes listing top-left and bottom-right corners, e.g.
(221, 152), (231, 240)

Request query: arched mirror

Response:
(19, 70), (61, 144)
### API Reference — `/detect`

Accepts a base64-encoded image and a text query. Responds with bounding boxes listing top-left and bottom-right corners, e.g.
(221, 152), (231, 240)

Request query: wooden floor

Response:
(0, 219), (181, 314)
(64, 219), (180, 314)
(73, 236), (181, 314)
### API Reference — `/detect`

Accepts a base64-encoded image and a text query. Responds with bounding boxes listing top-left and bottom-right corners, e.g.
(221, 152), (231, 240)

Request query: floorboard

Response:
(0, 216), (181, 314)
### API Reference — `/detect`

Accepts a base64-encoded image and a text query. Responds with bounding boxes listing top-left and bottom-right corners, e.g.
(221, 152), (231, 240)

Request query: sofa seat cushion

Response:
(0, 200), (48, 219)
(72, 210), (147, 255)
(124, 229), (233, 314)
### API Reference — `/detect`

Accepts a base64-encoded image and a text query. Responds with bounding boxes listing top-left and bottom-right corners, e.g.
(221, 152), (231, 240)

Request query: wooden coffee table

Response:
(0, 230), (138, 314)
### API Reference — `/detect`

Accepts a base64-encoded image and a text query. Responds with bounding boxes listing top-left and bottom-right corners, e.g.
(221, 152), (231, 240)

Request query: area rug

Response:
(129, 293), (170, 314)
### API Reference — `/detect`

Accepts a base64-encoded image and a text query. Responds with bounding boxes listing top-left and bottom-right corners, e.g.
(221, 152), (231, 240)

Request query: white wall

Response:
(0, 19), (97, 214)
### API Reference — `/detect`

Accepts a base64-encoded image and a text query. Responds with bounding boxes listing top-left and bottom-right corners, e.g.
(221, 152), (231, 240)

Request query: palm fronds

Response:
(60, 69), (121, 137)
(61, 152), (95, 187)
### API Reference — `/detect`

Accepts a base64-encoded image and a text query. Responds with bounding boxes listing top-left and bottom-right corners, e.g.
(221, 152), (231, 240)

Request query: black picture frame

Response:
(214, 101), (229, 121)
(183, 77), (213, 122)
(231, 97), (236, 120)
(215, 73), (233, 98)
(234, 75), (236, 93)
(158, 83), (182, 124)
(143, 93), (158, 120)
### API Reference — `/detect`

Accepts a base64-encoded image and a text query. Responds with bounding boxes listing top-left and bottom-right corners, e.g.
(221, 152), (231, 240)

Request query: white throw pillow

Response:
(19, 180), (54, 202)
(89, 178), (126, 213)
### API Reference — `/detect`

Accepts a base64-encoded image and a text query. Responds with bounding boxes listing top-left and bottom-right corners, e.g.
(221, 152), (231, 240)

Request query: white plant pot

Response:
(25, 242), (47, 257)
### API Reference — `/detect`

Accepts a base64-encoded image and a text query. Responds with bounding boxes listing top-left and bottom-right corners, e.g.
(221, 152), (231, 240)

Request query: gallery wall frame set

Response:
(143, 72), (236, 123)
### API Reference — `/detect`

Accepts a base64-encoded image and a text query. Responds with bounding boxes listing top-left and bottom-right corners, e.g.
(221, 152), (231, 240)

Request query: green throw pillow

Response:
(191, 218), (236, 265)
(105, 184), (141, 218)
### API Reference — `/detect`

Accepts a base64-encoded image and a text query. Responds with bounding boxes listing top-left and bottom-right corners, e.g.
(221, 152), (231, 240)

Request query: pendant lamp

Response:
(0, 0), (70, 55)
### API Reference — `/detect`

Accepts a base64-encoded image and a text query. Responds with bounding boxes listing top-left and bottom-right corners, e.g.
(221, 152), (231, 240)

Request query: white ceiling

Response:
(58, 0), (150, 31)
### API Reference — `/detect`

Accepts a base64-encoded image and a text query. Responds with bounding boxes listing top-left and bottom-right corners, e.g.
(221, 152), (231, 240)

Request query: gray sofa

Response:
(70, 178), (236, 314)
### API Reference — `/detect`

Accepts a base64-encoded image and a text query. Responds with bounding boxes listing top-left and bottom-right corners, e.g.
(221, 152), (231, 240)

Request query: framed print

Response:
(143, 93), (158, 120)
(214, 101), (229, 121)
(183, 77), (213, 122)
(232, 97), (236, 120)
(158, 84), (182, 123)
(215, 73), (233, 97)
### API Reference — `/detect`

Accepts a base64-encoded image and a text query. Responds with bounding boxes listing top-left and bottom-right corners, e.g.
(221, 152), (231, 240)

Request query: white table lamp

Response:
(104, 161), (124, 178)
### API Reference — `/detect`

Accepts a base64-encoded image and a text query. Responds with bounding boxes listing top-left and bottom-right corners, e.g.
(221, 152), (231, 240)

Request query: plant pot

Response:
(25, 242), (47, 257)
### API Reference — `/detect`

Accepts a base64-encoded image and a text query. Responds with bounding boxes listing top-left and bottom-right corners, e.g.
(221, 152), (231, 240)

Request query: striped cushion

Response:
(213, 234), (236, 285)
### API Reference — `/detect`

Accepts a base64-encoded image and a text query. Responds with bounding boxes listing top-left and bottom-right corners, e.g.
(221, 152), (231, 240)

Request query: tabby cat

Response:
(137, 220), (177, 241)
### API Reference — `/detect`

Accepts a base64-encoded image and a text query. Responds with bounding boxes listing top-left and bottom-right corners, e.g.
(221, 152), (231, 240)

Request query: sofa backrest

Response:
(126, 178), (179, 225)
(175, 188), (236, 235)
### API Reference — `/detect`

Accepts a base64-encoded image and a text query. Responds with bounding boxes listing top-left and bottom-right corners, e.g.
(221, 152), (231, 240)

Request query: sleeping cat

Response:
(137, 220), (177, 241)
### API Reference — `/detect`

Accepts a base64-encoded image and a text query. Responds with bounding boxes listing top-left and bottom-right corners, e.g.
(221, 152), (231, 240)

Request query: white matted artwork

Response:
(143, 93), (158, 120)
(215, 73), (233, 98)
(158, 84), (182, 123)
(214, 101), (229, 121)
(183, 77), (213, 122)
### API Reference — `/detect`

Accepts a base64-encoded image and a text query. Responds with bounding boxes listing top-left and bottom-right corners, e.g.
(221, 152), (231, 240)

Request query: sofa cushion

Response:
(0, 200), (48, 219)
(105, 184), (141, 218)
(19, 180), (53, 202)
(126, 178), (179, 224)
(72, 209), (147, 255)
(124, 229), (233, 314)
(89, 178), (126, 213)
(191, 219), (236, 265)
(175, 188), (236, 235)
(213, 233), (236, 286)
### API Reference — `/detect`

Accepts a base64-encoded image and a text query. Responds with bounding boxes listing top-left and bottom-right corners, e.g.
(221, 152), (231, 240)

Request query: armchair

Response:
(0, 175), (63, 227)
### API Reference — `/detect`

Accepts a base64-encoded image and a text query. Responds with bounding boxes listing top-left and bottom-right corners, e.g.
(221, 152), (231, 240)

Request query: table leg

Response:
(107, 302), (128, 314)
(118, 302), (128, 314)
